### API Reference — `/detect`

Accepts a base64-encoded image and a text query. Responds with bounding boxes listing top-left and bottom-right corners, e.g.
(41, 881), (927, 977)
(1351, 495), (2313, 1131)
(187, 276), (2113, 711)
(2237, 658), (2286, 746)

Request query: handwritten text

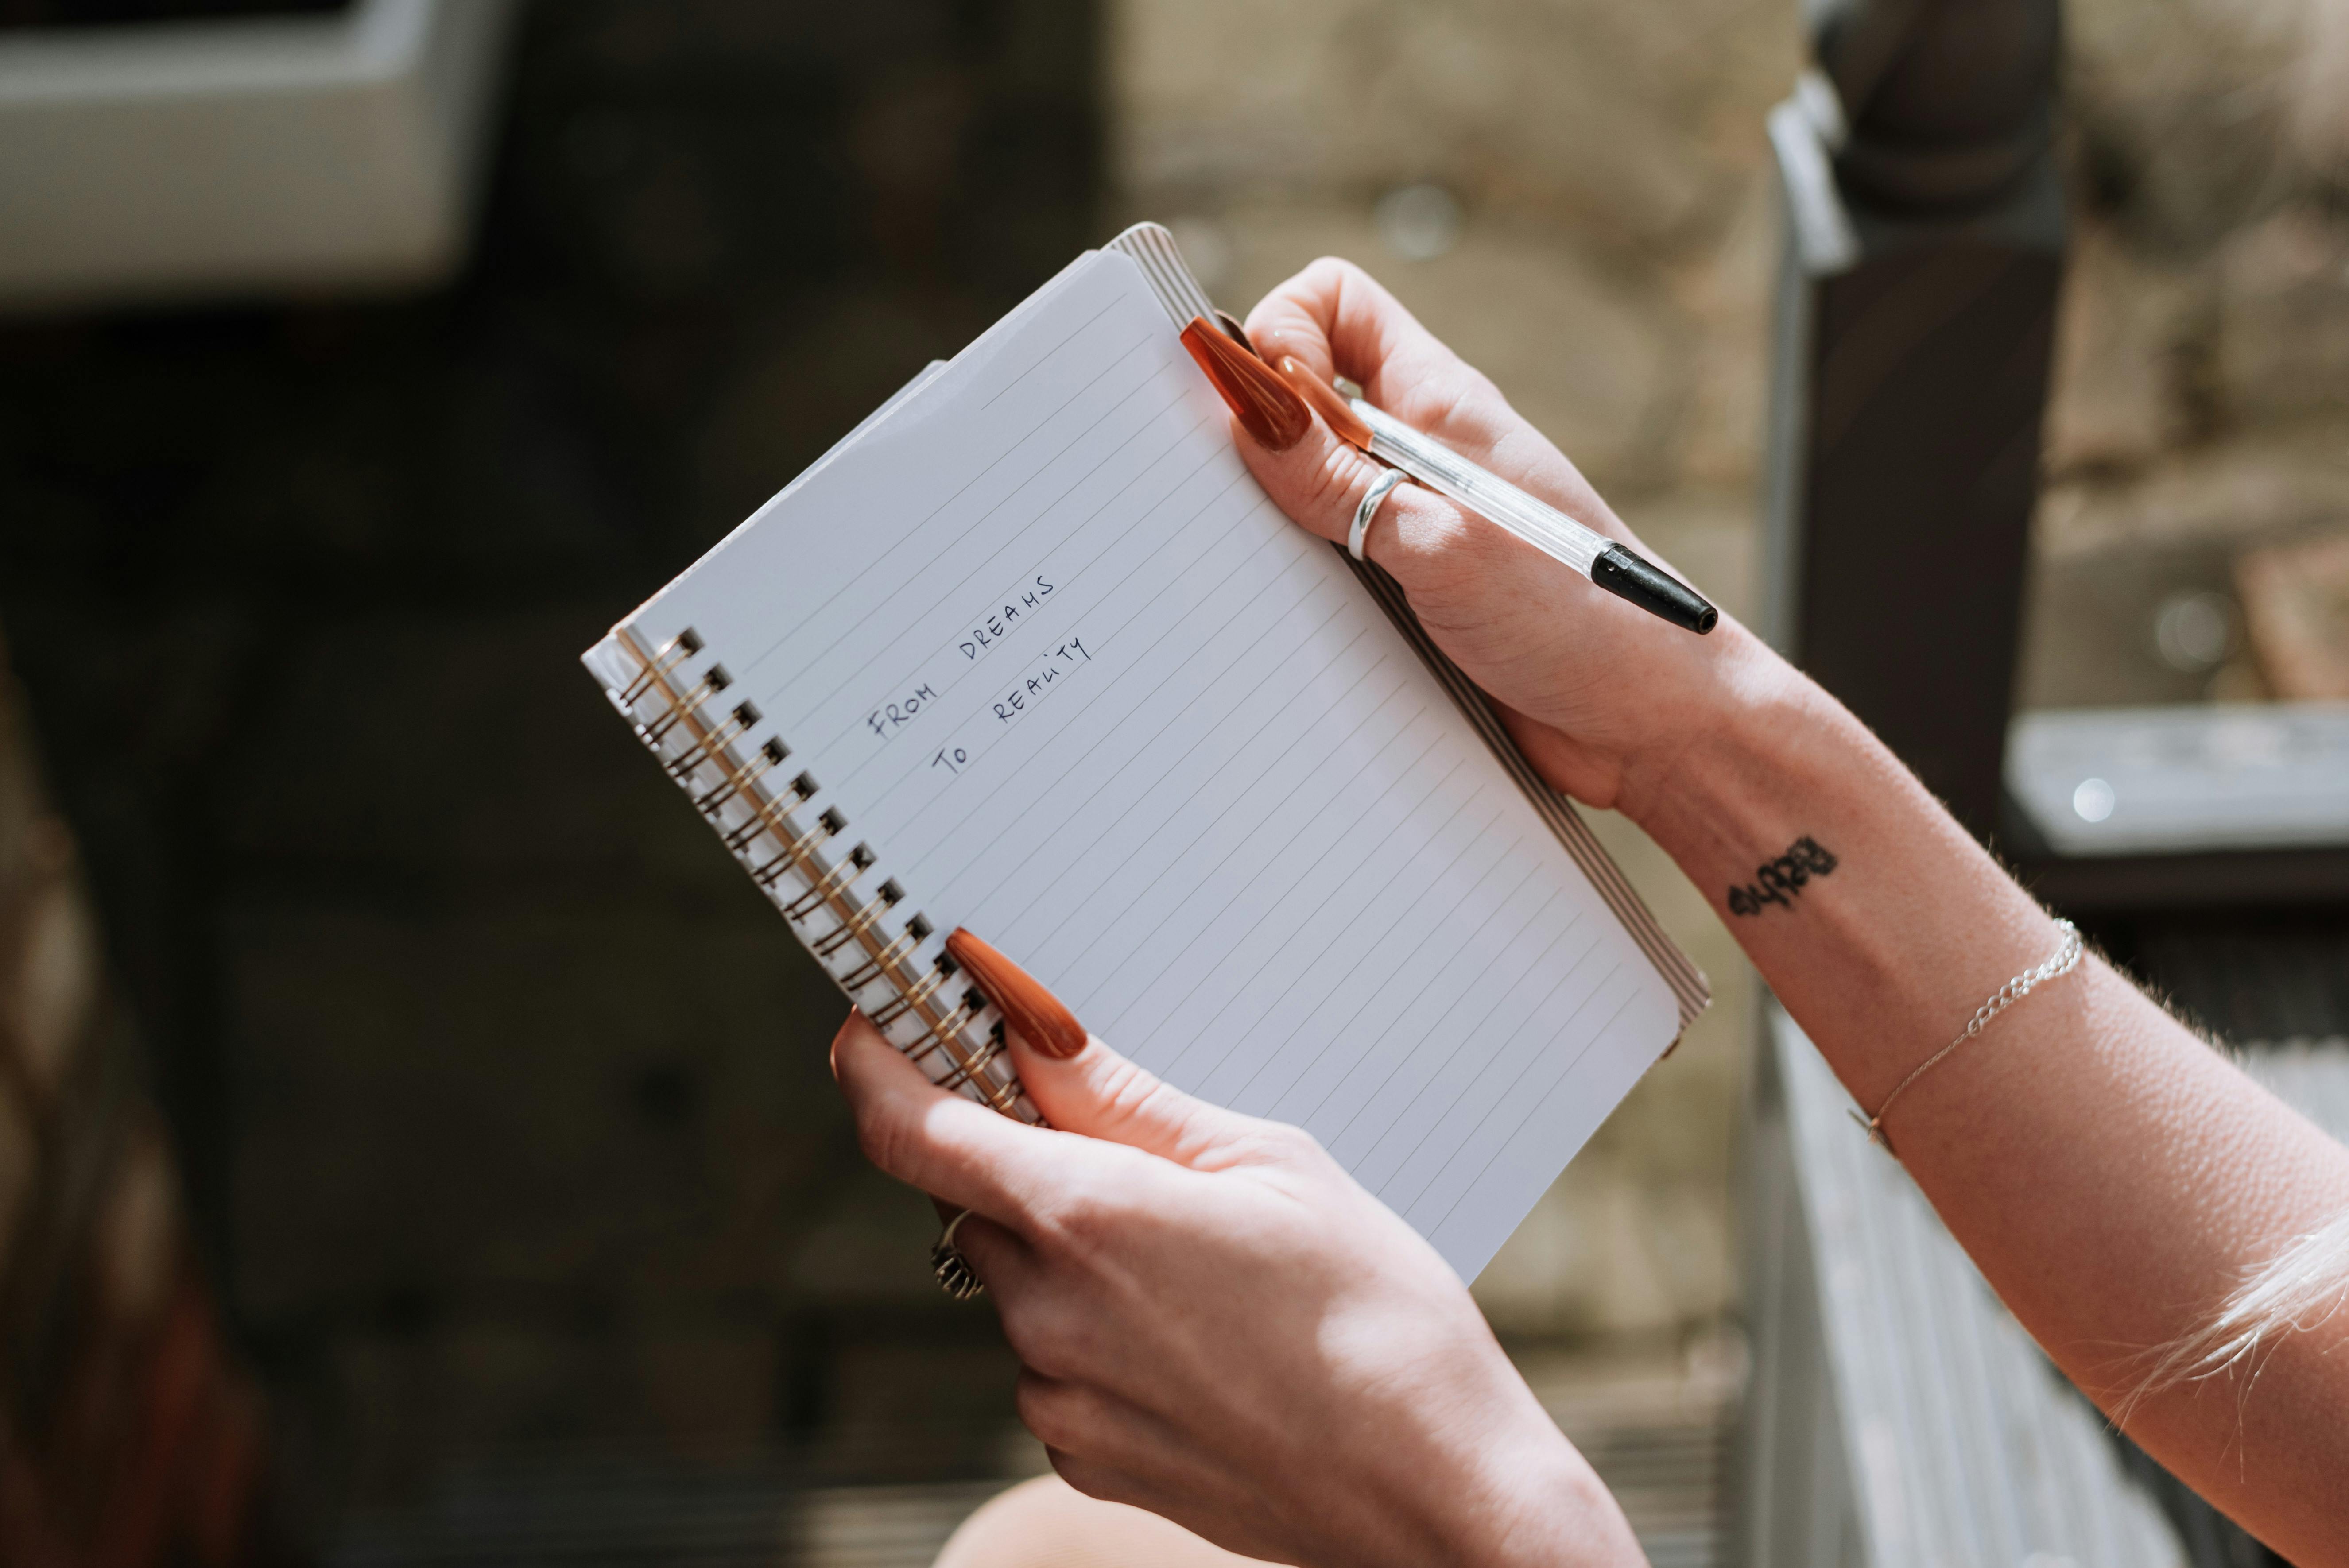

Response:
(866, 681), (940, 742)
(992, 636), (1091, 724)
(958, 573), (1057, 661)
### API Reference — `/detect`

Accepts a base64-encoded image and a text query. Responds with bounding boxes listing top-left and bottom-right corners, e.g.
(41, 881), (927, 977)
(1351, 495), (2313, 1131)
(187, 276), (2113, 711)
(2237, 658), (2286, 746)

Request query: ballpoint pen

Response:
(1179, 316), (1718, 635)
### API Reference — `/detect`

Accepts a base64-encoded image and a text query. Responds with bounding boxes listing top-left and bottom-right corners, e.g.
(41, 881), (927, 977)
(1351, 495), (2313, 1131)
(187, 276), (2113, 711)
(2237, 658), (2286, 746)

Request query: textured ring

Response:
(1348, 466), (1410, 563)
(931, 1208), (985, 1301)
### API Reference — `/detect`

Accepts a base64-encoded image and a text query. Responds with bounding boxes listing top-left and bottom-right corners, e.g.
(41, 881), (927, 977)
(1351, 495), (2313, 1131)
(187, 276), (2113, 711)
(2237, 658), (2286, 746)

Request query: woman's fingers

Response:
(1243, 257), (1457, 418)
(1230, 394), (1487, 571)
(1228, 373), (1600, 644)
(830, 1010), (1077, 1221)
(931, 929), (1275, 1169)
(1019, 1373), (1259, 1533)
(1242, 257), (1633, 552)
(1011, 1031), (1269, 1169)
(835, 994), (1272, 1233)
(1496, 699), (1623, 808)
(938, 1208), (1037, 1296)
(1245, 257), (1539, 484)
(944, 929), (1087, 1059)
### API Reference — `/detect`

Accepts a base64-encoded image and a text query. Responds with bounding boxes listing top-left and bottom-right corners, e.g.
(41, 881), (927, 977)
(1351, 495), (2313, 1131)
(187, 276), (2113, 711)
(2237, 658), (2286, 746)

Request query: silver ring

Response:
(1348, 466), (1410, 563)
(932, 1208), (985, 1301)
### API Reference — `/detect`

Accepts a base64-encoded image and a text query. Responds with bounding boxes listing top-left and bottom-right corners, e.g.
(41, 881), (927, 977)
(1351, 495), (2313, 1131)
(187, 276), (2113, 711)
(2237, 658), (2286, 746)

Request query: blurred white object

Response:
(2151, 589), (2237, 674)
(2008, 703), (2349, 856)
(0, 0), (517, 310)
(2071, 776), (2116, 824)
(1374, 182), (1462, 262)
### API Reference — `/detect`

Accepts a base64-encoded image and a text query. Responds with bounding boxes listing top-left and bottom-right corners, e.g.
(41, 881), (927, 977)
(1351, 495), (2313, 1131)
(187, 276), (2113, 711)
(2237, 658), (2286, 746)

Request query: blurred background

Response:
(0, 0), (2341, 1564)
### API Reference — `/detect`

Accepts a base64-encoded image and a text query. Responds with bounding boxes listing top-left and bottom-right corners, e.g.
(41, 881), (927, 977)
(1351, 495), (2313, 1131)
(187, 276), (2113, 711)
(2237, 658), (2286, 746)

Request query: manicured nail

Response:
(945, 929), (1089, 1060)
(1273, 355), (1374, 449)
(1180, 316), (1311, 452)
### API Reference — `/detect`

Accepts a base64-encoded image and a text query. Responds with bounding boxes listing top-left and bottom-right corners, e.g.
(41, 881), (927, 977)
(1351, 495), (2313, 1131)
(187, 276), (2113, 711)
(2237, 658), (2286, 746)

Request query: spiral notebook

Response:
(582, 225), (1708, 1278)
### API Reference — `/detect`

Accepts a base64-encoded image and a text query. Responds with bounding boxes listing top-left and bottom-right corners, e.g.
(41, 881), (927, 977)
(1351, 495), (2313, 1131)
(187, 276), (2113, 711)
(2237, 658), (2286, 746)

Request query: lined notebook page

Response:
(627, 250), (1682, 1278)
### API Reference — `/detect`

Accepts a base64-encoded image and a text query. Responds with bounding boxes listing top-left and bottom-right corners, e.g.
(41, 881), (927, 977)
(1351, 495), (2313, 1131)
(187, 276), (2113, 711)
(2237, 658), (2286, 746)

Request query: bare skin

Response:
(833, 258), (2349, 1567)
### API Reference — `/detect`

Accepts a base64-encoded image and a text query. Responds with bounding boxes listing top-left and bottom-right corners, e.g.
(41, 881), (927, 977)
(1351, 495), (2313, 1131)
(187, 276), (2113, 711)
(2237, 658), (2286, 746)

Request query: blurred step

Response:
(333, 1452), (1018, 1568)
(331, 1335), (1743, 1568)
(1512, 1339), (1740, 1568)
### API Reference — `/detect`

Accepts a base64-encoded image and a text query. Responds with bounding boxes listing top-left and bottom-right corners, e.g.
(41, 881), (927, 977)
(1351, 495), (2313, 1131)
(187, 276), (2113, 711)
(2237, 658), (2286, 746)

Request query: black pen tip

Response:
(1591, 545), (1718, 635)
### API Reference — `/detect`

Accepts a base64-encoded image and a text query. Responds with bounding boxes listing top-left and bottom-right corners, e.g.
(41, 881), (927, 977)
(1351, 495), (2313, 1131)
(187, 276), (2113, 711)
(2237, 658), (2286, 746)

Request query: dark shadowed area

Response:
(0, 0), (1099, 1541)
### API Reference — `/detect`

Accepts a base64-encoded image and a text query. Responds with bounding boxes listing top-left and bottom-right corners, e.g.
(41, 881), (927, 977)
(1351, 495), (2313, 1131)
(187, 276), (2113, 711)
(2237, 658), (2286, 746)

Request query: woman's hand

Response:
(1237, 259), (1782, 819)
(1218, 272), (2349, 1563)
(831, 1010), (1644, 1568)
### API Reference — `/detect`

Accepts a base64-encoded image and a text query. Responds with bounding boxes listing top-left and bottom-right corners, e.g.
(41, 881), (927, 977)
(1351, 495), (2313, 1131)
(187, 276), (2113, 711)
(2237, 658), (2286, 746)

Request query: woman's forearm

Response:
(1622, 626), (2349, 1554)
(1621, 625), (2057, 1106)
(1219, 256), (2348, 1560)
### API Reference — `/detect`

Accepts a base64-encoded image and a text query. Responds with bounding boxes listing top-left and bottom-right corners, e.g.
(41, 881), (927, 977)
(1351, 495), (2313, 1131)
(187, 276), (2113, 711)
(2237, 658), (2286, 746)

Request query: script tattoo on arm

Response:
(1727, 836), (1838, 917)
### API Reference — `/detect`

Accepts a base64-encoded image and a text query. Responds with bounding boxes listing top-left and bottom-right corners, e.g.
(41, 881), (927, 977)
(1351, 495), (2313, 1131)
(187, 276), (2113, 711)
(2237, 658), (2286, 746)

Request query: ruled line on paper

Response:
(742, 322), (1153, 691)
(1350, 935), (1613, 1187)
(1104, 679), (1418, 1050)
(1174, 768), (1487, 1101)
(1141, 720), (1457, 1087)
(779, 358), (1176, 731)
(1324, 895), (1605, 1172)
(901, 541), (1327, 904)
(1267, 828), (1524, 1141)
(968, 574), (1358, 968)
(983, 292), (1126, 409)
(1088, 682), (1454, 1043)
(817, 402), (1215, 783)
(845, 449), (1256, 817)
(1175, 828), (1535, 1113)
(1317, 880), (1570, 1149)
(1273, 802), (1521, 1127)
(802, 383), (1193, 750)
(905, 536), (1329, 899)
(1411, 980), (1642, 1235)
(1029, 640), (1389, 985)
(1377, 955), (1630, 1208)
(1326, 910), (1593, 1176)
(850, 462), (1266, 828)
(1028, 621), (1377, 975)
(1176, 745), (1474, 1086)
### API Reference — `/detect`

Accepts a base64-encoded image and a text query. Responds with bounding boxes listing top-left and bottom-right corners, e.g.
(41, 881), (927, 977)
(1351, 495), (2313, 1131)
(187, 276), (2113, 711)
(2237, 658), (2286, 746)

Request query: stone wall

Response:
(1108, 0), (2349, 1339)
(2031, 0), (2349, 704)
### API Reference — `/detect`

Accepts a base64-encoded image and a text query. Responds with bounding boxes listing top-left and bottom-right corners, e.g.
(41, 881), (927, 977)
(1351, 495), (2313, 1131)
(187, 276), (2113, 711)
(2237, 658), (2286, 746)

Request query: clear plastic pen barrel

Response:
(1353, 399), (1609, 578)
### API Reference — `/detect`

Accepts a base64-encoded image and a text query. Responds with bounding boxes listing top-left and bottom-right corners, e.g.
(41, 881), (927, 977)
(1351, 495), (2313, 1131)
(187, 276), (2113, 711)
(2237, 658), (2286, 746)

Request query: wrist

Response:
(1603, 616), (2062, 1113)
(1477, 1441), (1642, 1568)
(1431, 1422), (1640, 1568)
(1609, 623), (1829, 844)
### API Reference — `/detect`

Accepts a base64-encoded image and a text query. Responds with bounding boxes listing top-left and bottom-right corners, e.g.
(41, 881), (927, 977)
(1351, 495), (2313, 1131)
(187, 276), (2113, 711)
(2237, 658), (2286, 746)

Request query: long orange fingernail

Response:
(1180, 316), (1311, 452)
(945, 929), (1089, 1060)
(1273, 355), (1374, 449)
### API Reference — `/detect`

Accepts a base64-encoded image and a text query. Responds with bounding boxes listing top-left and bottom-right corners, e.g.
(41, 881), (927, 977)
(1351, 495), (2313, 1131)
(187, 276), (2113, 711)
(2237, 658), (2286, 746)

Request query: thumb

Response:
(1019, 1032), (1259, 1171)
(946, 929), (1256, 1167)
(1229, 393), (1491, 577)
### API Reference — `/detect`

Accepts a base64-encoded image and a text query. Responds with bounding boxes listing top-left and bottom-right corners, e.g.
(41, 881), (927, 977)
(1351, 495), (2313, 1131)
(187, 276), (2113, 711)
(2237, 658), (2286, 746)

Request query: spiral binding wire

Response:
(604, 627), (1033, 1123)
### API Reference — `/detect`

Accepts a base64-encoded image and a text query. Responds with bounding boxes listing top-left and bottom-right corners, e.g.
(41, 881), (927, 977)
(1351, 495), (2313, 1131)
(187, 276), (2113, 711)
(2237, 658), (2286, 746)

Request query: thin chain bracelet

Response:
(1852, 919), (2084, 1158)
